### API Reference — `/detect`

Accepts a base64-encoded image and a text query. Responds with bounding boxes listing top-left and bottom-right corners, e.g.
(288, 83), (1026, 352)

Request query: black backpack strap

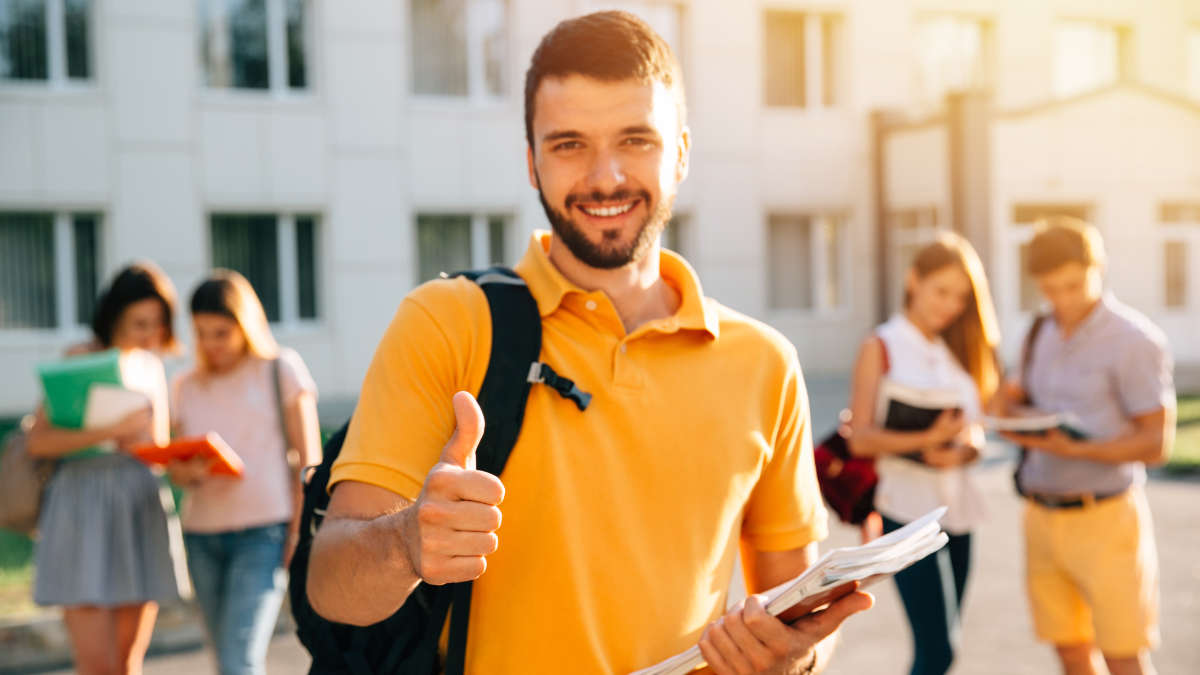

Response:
(441, 266), (552, 675)
(1013, 314), (1048, 498)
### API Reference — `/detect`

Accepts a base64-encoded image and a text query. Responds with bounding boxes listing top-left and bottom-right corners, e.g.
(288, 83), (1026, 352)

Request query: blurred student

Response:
(27, 262), (189, 675)
(167, 270), (320, 675)
(997, 218), (1173, 675)
(845, 233), (1001, 675)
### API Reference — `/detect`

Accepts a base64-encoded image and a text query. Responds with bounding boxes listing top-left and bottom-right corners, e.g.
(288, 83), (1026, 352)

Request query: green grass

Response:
(1167, 395), (1200, 474)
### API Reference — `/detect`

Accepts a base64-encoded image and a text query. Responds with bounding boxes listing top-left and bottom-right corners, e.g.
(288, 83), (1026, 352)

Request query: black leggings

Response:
(882, 515), (972, 675)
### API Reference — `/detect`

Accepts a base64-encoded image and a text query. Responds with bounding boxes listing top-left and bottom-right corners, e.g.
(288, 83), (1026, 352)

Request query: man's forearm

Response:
(1077, 427), (1169, 466)
(307, 509), (422, 626)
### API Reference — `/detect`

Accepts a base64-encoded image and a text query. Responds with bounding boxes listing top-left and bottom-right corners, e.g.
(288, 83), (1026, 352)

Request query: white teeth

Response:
(582, 202), (635, 217)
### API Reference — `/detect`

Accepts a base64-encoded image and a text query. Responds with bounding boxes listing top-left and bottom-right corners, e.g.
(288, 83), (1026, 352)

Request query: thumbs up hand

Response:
(400, 391), (506, 586)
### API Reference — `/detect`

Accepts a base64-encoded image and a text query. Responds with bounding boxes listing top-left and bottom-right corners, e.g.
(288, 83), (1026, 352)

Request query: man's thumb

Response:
(440, 391), (485, 469)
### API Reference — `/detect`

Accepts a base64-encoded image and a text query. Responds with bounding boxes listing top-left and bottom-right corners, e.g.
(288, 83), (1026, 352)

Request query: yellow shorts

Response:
(1024, 487), (1160, 656)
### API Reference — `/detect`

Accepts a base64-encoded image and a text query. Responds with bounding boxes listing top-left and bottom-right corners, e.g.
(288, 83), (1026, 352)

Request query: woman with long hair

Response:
(167, 270), (321, 675)
(845, 233), (1001, 675)
(27, 262), (189, 675)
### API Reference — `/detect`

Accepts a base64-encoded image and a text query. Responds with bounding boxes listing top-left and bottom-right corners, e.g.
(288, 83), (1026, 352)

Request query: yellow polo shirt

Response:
(332, 232), (828, 674)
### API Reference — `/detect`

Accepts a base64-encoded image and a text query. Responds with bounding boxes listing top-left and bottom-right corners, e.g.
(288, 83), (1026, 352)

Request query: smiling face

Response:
(907, 264), (973, 335)
(527, 74), (689, 269)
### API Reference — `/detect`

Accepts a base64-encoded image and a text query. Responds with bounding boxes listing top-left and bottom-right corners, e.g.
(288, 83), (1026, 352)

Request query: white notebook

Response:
(630, 507), (950, 675)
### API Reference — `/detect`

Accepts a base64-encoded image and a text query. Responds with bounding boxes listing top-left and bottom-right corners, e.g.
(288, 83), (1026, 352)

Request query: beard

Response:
(535, 172), (674, 270)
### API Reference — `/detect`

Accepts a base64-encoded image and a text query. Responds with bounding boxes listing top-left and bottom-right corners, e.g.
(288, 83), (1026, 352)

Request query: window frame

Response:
(885, 206), (945, 315)
(765, 210), (850, 317)
(197, 0), (315, 100)
(0, 209), (102, 342)
(206, 210), (323, 329)
(0, 0), (98, 92)
(911, 12), (992, 114)
(407, 0), (511, 105)
(413, 210), (512, 285)
(1158, 203), (1200, 314)
(1051, 17), (1129, 100)
(762, 9), (843, 111)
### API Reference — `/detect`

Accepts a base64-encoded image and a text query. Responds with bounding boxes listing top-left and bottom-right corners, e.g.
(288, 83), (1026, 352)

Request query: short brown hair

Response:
(1027, 216), (1106, 276)
(523, 11), (685, 150)
(91, 262), (179, 351)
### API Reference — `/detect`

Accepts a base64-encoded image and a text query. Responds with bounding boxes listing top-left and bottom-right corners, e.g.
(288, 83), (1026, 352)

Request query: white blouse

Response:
(873, 314), (986, 534)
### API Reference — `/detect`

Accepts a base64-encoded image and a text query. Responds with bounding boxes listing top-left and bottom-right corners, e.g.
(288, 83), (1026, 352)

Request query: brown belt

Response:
(1027, 488), (1127, 510)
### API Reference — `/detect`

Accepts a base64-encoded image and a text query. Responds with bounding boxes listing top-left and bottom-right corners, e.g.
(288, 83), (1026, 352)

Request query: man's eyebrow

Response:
(620, 125), (659, 136)
(541, 130), (584, 143)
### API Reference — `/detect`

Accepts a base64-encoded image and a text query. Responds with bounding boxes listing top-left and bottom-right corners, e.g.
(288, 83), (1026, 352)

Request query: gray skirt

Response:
(34, 453), (190, 607)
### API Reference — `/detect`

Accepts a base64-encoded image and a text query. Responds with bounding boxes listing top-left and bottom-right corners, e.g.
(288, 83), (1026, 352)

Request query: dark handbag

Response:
(813, 428), (877, 525)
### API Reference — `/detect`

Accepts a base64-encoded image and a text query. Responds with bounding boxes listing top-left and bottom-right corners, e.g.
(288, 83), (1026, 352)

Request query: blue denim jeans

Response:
(184, 522), (288, 675)
(883, 515), (972, 675)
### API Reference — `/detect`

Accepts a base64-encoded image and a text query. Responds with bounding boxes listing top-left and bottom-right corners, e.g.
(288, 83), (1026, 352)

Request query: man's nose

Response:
(585, 150), (627, 194)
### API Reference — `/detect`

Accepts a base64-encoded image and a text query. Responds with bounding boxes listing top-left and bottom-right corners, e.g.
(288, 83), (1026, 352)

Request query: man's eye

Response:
(624, 137), (654, 147)
(554, 141), (581, 151)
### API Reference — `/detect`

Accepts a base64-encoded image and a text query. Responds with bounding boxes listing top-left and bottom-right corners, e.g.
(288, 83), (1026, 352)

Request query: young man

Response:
(999, 217), (1175, 675)
(304, 11), (871, 675)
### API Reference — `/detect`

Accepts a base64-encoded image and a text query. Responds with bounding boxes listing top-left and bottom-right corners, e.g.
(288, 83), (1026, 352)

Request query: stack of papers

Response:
(630, 507), (950, 675)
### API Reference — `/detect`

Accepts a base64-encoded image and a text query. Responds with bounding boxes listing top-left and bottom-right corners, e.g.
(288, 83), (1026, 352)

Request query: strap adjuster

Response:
(527, 362), (591, 411)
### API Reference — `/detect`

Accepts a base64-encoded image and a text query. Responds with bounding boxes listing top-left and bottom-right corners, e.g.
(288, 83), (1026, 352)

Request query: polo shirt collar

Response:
(513, 231), (720, 340)
(1056, 292), (1114, 343)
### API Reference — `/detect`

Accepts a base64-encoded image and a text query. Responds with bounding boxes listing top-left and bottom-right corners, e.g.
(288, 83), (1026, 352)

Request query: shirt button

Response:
(585, 300), (598, 311)
(619, 344), (627, 353)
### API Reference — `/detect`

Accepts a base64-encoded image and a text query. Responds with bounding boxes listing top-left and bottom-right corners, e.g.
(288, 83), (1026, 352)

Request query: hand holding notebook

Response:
(630, 507), (950, 675)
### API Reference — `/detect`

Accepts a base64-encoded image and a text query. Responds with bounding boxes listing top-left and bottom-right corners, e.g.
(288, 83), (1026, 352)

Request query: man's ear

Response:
(527, 145), (538, 191)
(675, 126), (692, 183)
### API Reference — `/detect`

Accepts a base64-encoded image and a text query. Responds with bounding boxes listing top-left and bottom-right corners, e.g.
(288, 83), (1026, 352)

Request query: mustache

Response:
(564, 189), (650, 210)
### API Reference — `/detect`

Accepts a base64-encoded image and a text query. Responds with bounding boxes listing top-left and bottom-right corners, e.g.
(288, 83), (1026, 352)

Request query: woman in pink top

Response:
(167, 270), (321, 675)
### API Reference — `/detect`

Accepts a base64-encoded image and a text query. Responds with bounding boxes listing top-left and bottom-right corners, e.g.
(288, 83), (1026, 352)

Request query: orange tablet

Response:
(134, 433), (245, 477)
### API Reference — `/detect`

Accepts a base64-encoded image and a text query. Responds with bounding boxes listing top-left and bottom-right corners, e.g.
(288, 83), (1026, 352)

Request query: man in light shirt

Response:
(1000, 217), (1175, 675)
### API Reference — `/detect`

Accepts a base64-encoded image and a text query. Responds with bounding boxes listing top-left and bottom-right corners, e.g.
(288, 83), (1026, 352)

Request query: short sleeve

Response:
(741, 348), (830, 552)
(329, 279), (491, 501)
(1115, 332), (1175, 417)
(276, 348), (318, 406)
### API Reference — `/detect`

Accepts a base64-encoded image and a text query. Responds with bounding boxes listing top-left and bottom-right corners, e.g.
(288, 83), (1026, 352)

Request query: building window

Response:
(209, 213), (319, 323)
(411, 0), (507, 99)
(887, 207), (944, 314)
(764, 11), (841, 109)
(199, 0), (309, 92)
(0, 211), (100, 330)
(914, 15), (988, 112)
(1053, 20), (1126, 99)
(1189, 26), (1200, 101)
(1009, 204), (1091, 312)
(1160, 203), (1200, 311)
(767, 213), (844, 312)
(0, 0), (91, 83)
(587, 2), (684, 67)
(416, 213), (509, 283)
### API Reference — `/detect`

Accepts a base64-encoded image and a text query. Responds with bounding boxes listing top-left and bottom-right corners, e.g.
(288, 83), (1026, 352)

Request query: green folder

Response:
(37, 349), (124, 429)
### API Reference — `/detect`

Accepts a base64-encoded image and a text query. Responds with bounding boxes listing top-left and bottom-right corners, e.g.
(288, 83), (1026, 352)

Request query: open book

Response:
(981, 413), (1087, 440)
(630, 507), (950, 675)
(876, 379), (963, 464)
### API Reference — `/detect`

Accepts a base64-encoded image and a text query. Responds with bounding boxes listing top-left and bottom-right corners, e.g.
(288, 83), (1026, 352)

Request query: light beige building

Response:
(1, 0), (1198, 418)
